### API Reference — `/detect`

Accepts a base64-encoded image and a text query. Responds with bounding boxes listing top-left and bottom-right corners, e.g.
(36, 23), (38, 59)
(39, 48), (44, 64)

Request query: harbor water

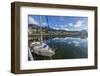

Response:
(31, 37), (88, 60)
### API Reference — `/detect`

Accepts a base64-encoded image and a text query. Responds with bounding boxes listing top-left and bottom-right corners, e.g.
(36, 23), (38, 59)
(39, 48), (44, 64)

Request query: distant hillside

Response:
(29, 24), (57, 31)
(28, 24), (88, 39)
(28, 24), (83, 32)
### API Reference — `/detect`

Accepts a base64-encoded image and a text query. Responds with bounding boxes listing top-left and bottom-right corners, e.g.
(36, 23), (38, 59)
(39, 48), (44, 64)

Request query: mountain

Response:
(29, 24), (56, 31)
(28, 24), (88, 38)
(28, 24), (87, 33)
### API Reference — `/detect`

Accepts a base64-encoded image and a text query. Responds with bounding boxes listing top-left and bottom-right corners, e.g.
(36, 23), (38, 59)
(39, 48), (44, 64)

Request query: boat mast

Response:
(46, 16), (49, 29)
(46, 16), (55, 50)
(40, 16), (43, 43)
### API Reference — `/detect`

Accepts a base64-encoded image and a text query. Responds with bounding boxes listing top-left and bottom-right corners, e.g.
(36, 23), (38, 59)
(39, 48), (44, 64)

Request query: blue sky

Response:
(28, 15), (88, 31)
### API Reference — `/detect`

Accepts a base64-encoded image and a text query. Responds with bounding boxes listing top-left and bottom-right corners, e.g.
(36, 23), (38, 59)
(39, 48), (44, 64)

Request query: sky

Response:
(28, 15), (88, 31)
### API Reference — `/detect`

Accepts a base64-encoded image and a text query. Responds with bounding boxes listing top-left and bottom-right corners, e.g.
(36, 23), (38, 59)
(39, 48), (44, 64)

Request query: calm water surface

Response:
(32, 37), (88, 60)
(47, 37), (88, 59)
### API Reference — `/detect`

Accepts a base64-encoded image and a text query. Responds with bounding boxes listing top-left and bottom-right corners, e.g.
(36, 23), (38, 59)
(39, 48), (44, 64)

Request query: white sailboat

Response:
(31, 16), (55, 57)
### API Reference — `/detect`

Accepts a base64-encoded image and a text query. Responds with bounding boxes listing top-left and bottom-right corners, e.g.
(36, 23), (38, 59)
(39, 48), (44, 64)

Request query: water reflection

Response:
(30, 37), (88, 60)
(45, 37), (88, 60)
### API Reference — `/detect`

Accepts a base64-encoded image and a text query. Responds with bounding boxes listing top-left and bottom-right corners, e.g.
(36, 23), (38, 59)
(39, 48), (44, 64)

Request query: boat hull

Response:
(31, 42), (55, 57)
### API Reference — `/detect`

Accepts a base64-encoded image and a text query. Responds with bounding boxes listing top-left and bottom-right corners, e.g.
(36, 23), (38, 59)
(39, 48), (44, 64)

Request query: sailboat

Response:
(31, 16), (55, 57)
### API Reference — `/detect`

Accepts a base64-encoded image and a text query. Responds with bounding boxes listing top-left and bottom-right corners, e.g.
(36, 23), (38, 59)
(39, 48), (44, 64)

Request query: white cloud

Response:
(63, 25), (68, 28)
(68, 23), (73, 26)
(42, 22), (47, 27)
(28, 17), (39, 25)
(68, 20), (87, 31)
(61, 25), (69, 31)
(52, 27), (59, 30)
(59, 20), (87, 31)
(52, 24), (69, 31)
(74, 20), (84, 28)
(72, 40), (80, 47)
(55, 24), (58, 27)
(51, 20), (87, 31)
(63, 28), (69, 31)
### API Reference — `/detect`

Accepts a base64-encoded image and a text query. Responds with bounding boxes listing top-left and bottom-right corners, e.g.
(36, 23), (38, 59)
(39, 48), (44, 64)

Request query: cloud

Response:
(68, 20), (88, 31)
(52, 26), (60, 30)
(54, 24), (58, 27)
(68, 23), (73, 27)
(52, 24), (69, 31)
(28, 17), (39, 25)
(63, 28), (69, 31)
(72, 40), (80, 47)
(42, 22), (47, 27)
(60, 25), (69, 31)
(74, 20), (84, 28)
(54, 20), (87, 31)
(50, 20), (87, 31)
